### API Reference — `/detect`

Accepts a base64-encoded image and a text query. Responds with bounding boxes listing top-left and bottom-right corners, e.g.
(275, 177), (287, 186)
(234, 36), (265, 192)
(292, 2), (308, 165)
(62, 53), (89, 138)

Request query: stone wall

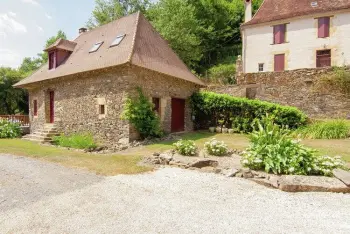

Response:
(28, 64), (200, 146)
(206, 67), (350, 118)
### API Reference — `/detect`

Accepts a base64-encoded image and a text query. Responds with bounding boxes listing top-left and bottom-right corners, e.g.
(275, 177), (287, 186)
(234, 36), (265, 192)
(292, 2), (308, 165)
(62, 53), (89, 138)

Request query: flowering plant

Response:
(241, 116), (346, 176)
(0, 119), (21, 138)
(204, 138), (228, 156)
(173, 139), (197, 156)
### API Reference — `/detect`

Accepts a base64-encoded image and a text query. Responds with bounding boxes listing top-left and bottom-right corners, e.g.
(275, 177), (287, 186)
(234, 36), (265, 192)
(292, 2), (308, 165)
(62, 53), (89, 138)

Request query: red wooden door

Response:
(171, 98), (185, 132)
(49, 91), (55, 123)
(274, 54), (285, 72)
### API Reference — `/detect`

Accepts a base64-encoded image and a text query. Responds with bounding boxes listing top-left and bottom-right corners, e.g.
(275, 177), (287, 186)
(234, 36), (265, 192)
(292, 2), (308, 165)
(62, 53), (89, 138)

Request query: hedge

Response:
(190, 91), (307, 133)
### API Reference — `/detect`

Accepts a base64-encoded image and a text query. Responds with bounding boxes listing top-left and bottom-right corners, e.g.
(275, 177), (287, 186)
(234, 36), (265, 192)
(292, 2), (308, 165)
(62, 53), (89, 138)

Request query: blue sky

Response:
(0, 0), (96, 68)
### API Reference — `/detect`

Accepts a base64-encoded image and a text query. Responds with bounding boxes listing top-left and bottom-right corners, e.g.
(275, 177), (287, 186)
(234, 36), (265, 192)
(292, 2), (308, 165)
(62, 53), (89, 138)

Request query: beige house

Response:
(241, 0), (350, 73)
(14, 12), (204, 146)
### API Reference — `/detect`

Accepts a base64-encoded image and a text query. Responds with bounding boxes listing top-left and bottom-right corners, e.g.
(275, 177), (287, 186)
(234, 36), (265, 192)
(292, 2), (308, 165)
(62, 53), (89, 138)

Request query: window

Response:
(152, 97), (160, 115)
(89, 41), (104, 53)
(258, 63), (264, 72)
(110, 34), (125, 47)
(274, 54), (285, 72)
(33, 100), (38, 116)
(318, 17), (330, 38)
(316, 50), (331, 68)
(99, 105), (105, 115)
(49, 51), (56, 70)
(273, 24), (286, 44)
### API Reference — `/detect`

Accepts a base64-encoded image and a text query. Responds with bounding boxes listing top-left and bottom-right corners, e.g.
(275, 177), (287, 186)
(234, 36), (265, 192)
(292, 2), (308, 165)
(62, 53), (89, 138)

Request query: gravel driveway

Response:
(1, 154), (350, 234)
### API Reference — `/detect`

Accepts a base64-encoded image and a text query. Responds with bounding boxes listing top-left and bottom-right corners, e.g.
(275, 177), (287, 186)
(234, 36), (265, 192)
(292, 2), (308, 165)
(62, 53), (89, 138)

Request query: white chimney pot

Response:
(245, 0), (252, 23)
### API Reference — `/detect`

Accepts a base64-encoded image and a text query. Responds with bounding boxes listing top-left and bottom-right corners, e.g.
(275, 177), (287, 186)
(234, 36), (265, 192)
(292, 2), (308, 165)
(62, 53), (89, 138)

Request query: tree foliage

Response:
(87, 0), (151, 28)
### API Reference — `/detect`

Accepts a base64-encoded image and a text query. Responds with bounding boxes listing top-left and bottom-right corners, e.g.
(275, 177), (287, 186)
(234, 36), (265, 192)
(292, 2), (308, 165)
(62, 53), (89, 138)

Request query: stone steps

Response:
(22, 124), (59, 143)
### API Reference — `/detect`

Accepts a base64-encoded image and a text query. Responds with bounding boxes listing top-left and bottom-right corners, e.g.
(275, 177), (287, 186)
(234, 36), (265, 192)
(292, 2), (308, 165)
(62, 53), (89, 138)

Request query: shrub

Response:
(173, 139), (197, 156)
(294, 119), (350, 139)
(241, 116), (346, 176)
(207, 64), (236, 85)
(191, 91), (307, 133)
(53, 133), (97, 150)
(121, 87), (163, 139)
(204, 138), (228, 156)
(0, 119), (21, 138)
(318, 67), (350, 96)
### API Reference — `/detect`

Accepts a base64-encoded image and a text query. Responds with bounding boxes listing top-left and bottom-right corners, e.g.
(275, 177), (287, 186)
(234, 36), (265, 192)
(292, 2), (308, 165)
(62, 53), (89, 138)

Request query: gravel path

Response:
(1, 154), (350, 233)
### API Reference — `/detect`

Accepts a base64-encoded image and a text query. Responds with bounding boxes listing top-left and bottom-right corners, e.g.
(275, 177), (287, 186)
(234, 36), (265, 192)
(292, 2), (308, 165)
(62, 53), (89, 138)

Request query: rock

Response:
(214, 168), (222, 174)
(252, 170), (269, 179)
(225, 168), (239, 177)
(235, 172), (243, 178)
(190, 159), (219, 168)
(198, 150), (209, 158)
(279, 175), (350, 193)
(241, 168), (254, 179)
(159, 153), (173, 165)
(250, 175), (280, 189)
(153, 152), (160, 157)
(333, 169), (350, 186)
(201, 166), (215, 173)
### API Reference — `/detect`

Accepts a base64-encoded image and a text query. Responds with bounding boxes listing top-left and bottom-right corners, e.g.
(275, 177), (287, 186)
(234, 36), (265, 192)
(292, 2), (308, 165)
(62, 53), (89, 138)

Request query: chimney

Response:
(79, 27), (87, 34)
(244, 0), (252, 23)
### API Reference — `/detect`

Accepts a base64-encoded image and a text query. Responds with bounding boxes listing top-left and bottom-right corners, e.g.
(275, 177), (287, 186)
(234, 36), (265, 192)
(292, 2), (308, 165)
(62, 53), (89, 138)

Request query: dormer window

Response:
(89, 41), (103, 53)
(49, 51), (56, 70)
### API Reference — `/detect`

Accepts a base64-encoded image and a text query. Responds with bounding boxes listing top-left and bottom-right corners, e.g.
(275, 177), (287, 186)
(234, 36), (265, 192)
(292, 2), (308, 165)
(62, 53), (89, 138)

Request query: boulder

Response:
(279, 175), (350, 193)
(225, 168), (239, 177)
(333, 169), (350, 187)
(241, 168), (254, 179)
(250, 176), (279, 189)
(159, 152), (173, 165)
(190, 159), (219, 168)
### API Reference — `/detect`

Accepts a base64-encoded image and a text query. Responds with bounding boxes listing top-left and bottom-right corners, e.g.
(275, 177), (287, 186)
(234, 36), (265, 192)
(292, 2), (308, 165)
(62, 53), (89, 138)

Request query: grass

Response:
(294, 119), (350, 139)
(0, 139), (151, 176)
(52, 133), (97, 150)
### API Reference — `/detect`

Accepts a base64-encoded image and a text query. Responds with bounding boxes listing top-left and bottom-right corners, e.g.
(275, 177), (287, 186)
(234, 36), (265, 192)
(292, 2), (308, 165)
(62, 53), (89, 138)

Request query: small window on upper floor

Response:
(99, 105), (105, 115)
(89, 41), (104, 53)
(273, 24), (286, 44)
(49, 51), (56, 70)
(258, 63), (264, 72)
(33, 100), (38, 116)
(110, 34), (125, 47)
(318, 17), (330, 38)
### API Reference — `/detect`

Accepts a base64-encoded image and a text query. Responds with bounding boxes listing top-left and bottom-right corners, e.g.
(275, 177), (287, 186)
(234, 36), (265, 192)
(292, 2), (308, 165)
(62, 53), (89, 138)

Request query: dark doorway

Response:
(171, 98), (185, 132)
(49, 91), (55, 123)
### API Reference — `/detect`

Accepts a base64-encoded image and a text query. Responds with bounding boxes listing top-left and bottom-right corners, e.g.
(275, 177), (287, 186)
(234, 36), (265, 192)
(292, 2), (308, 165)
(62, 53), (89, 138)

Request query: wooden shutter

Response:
(49, 51), (56, 70)
(33, 100), (38, 116)
(318, 17), (330, 38)
(274, 54), (285, 72)
(316, 50), (331, 67)
(274, 24), (286, 44)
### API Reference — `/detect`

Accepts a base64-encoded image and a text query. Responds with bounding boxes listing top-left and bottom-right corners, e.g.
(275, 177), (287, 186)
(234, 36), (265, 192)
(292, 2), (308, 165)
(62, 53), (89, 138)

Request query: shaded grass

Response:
(0, 139), (151, 176)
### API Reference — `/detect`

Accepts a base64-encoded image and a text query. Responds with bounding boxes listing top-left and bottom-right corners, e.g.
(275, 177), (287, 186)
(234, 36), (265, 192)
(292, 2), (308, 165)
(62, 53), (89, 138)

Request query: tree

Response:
(38, 30), (67, 64)
(147, 0), (203, 68)
(87, 0), (151, 28)
(18, 57), (42, 75)
(0, 67), (28, 114)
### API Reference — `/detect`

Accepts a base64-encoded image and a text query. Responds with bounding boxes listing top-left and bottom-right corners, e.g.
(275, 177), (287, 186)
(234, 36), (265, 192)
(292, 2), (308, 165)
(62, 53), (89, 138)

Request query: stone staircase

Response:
(23, 123), (59, 143)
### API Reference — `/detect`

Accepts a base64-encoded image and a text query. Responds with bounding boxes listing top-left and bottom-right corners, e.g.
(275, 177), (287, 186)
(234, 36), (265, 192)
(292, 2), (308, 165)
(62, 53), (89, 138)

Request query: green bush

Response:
(294, 119), (350, 139)
(121, 88), (163, 139)
(173, 139), (197, 156)
(53, 133), (97, 150)
(191, 91), (307, 133)
(318, 67), (350, 96)
(207, 64), (236, 84)
(241, 117), (346, 176)
(0, 119), (21, 138)
(204, 138), (228, 156)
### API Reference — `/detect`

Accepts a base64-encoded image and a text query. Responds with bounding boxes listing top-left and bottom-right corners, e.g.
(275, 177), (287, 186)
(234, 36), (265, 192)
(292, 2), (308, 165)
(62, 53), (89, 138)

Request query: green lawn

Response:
(0, 139), (151, 176)
(0, 131), (349, 175)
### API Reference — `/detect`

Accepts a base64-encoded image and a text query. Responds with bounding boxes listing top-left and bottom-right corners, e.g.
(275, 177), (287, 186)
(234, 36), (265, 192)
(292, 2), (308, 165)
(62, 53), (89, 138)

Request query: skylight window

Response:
(110, 34), (125, 47)
(89, 41), (103, 53)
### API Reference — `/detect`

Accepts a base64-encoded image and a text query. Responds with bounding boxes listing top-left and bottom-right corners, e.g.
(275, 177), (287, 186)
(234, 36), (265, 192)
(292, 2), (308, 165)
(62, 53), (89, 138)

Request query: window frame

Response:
(152, 97), (161, 116)
(258, 63), (264, 72)
(99, 104), (105, 115)
(89, 41), (104, 53)
(316, 49), (331, 68)
(48, 51), (56, 70)
(318, 17), (330, 38)
(273, 24), (287, 44)
(110, 34), (126, 47)
(33, 100), (38, 117)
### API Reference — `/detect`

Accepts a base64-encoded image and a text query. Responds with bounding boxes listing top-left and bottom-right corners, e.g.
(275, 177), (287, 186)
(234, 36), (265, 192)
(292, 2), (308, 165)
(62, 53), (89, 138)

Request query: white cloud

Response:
(45, 13), (52, 19)
(8, 12), (16, 17)
(21, 0), (40, 6)
(0, 49), (22, 68)
(36, 25), (43, 32)
(0, 13), (27, 38)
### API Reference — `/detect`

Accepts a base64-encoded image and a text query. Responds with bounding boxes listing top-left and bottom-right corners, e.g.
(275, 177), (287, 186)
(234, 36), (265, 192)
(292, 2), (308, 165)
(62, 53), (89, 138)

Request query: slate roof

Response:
(15, 12), (204, 87)
(243, 0), (350, 27)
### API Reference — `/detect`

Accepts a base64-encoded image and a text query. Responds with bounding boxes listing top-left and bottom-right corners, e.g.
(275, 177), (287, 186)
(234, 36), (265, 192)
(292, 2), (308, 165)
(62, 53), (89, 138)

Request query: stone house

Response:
(14, 12), (204, 146)
(241, 0), (350, 73)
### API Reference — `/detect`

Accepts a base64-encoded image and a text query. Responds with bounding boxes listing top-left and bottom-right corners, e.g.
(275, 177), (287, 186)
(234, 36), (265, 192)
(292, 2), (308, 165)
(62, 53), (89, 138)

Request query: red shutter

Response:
(318, 17), (330, 38)
(274, 24), (286, 44)
(33, 100), (38, 116)
(274, 54), (285, 72)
